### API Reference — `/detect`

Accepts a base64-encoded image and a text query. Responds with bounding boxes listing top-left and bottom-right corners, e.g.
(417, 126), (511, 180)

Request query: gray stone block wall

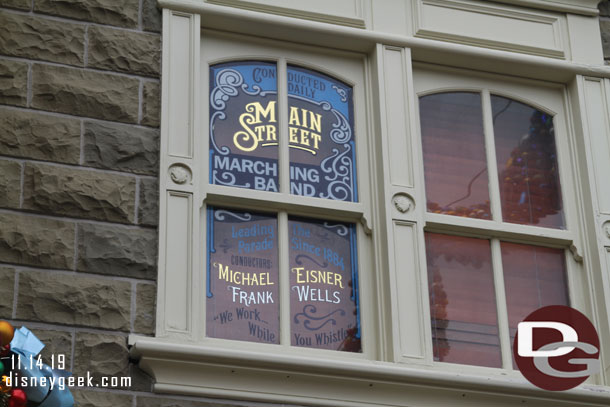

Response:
(0, 0), (169, 404)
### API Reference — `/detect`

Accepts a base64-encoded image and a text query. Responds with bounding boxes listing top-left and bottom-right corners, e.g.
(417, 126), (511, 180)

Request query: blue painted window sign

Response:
(206, 207), (361, 352)
(206, 207), (280, 344)
(207, 61), (361, 352)
(209, 61), (279, 192)
(287, 65), (357, 202)
(209, 61), (357, 202)
(289, 217), (361, 352)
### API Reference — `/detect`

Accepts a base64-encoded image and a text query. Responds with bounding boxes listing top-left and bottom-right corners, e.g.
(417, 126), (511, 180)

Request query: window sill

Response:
(129, 335), (610, 406)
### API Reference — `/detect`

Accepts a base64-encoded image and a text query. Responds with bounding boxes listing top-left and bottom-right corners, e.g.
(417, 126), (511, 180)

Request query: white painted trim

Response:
(492, 0), (600, 16)
(412, 0), (567, 59)
(157, 9), (201, 340)
(206, 0), (366, 28)
(129, 335), (610, 406)
(157, 0), (610, 83)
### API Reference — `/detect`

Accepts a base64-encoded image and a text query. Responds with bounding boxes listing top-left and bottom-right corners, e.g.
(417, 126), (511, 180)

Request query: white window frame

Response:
(197, 30), (377, 359)
(407, 64), (588, 375)
(129, 2), (610, 406)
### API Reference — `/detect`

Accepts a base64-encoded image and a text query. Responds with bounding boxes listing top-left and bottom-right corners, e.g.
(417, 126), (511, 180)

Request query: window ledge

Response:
(129, 335), (610, 407)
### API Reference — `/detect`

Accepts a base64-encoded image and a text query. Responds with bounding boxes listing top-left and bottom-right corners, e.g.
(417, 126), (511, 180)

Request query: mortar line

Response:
(0, 7), (154, 35)
(19, 161), (25, 208)
(73, 223), (79, 271)
(0, 262), (157, 285)
(138, 0), (144, 30)
(0, 103), (160, 130)
(0, 155), (158, 179)
(138, 79), (144, 124)
(79, 120), (85, 165)
(70, 330), (76, 372)
(26, 62), (32, 107)
(11, 270), (19, 320)
(130, 281), (137, 332)
(84, 25), (90, 67)
(0, 53), (159, 80)
(5, 319), (134, 338)
(134, 177), (141, 224)
(0, 207), (158, 230)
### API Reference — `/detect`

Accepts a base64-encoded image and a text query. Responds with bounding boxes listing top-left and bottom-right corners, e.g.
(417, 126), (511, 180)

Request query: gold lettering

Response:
(289, 126), (299, 143)
(310, 111), (322, 133)
(233, 102), (276, 152)
(299, 129), (310, 146)
(217, 265), (275, 286)
(289, 106), (300, 127)
(266, 125), (277, 141)
(293, 267), (305, 284)
(218, 263), (229, 281)
(311, 133), (321, 150)
(291, 267), (344, 288)
(301, 108), (308, 129)
(254, 125), (266, 142)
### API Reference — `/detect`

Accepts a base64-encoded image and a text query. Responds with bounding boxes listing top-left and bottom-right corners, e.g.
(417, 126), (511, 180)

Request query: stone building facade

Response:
(1, 1), (610, 407)
(0, 0), (166, 405)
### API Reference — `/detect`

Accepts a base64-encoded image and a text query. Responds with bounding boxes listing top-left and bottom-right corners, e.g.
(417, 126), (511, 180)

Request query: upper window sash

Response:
(413, 65), (575, 240)
(201, 33), (371, 226)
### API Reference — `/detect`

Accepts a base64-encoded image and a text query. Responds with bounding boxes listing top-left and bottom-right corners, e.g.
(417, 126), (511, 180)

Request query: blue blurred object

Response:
(10, 327), (74, 407)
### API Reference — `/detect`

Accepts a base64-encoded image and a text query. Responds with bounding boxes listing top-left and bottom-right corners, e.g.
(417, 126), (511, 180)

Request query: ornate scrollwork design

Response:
(295, 254), (328, 268)
(332, 85), (348, 102)
(292, 304), (346, 331)
(214, 209), (252, 222)
(320, 144), (354, 201)
(210, 69), (243, 110)
(320, 101), (352, 144)
(323, 222), (348, 236)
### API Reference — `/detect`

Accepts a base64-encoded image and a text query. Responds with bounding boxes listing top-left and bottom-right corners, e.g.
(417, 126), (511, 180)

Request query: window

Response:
(134, 4), (610, 405)
(201, 32), (372, 355)
(414, 66), (579, 370)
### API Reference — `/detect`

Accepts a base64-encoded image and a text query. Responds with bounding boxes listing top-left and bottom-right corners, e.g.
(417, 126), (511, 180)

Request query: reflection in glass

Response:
(206, 207), (279, 344)
(287, 65), (357, 202)
(502, 242), (568, 366)
(492, 95), (564, 228)
(289, 217), (361, 352)
(420, 92), (491, 219)
(209, 61), (279, 192)
(425, 233), (501, 367)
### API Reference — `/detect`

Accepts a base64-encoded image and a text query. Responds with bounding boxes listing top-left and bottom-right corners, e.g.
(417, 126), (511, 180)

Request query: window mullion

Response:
(278, 60), (291, 347)
(482, 90), (503, 223)
(278, 58), (290, 195)
(278, 210), (290, 346)
(491, 238), (512, 369)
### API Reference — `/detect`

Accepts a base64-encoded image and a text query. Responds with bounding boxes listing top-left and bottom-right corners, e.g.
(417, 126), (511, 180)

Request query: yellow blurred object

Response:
(0, 321), (14, 347)
(0, 375), (10, 393)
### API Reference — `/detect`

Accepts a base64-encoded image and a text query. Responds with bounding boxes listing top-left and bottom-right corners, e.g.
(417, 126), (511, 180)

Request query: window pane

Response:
(420, 93), (491, 220)
(492, 95), (564, 228)
(289, 217), (361, 352)
(425, 233), (500, 367)
(288, 66), (357, 202)
(210, 61), (279, 192)
(502, 242), (568, 365)
(206, 207), (279, 344)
